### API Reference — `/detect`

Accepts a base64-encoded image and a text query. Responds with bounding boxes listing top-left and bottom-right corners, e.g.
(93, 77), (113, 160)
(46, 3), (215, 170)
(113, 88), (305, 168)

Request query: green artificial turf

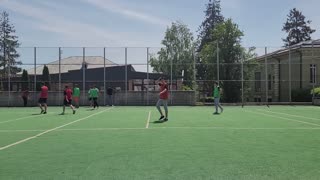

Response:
(0, 106), (320, 180)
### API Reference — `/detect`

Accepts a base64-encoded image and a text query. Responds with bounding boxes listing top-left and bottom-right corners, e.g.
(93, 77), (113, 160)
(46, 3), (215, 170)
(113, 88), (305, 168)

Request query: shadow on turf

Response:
(152, 120), (166, 124)
(31, 113), (42, 115)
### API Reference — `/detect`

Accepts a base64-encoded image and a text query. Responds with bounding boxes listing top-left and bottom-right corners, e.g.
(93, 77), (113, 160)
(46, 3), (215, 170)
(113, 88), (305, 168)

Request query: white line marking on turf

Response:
(258, 109), (320, 121)
(245, 110), (320, 127)
(2, 127), (320, 132)
(0, 116), (35, 124)
(0, 129), (45, 132)
(0, 112), (56, 124)
(0, 108), (113, 151)
(146, 111), (151, 128)
(0, 113), (52, 124)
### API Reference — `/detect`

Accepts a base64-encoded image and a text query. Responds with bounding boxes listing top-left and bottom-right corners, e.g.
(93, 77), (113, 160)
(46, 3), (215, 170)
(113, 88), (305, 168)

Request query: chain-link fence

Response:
(1, 40), (319, 106)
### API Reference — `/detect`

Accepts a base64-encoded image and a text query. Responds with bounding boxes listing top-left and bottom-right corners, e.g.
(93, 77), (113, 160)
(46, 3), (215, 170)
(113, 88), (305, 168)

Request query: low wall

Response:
(0, 91), (196, 107)
(314, 98), (320, 106)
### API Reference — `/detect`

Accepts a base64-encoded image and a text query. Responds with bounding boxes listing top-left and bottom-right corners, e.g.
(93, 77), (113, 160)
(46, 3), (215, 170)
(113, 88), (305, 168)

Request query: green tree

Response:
(282, 8), (316, 46)
(21, 69), (29, 90)
(42, 65), (50, 89)
(150, 21), (195, 89)
(197, 0), (224, 51)
(200, 19), (249, 102)
(196, 0), (224, 92)
(242, 47), (259, 102)
(0, 11), (21, 78)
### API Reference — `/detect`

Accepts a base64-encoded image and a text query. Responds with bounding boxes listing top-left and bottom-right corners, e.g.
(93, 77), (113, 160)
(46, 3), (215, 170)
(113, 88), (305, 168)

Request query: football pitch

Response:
(0, 106), (320, 180)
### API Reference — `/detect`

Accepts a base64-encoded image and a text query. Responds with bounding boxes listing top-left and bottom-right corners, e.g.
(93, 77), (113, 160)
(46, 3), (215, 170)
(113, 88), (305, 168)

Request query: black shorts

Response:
(38, 98), (47, 104)
(64, 99), (72, 106)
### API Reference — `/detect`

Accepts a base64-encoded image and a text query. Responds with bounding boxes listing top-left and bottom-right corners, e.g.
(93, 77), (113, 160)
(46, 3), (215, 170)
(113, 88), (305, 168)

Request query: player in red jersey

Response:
(156, 77), (169, 122)
(38, 82), (48, 114)
(61, 85), (76, 115)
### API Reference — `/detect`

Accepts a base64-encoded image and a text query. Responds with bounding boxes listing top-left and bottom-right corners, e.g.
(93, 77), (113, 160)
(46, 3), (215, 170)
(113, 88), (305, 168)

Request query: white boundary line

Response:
(146, 111), (151, 129)
(0, 108), (113, 151)
(0, 112), (54, 124)
(245, 110), (320, 127)
(1, 127), (320, 132)
(0, 113), (54, 124)
(0, 115), (36, 124)
(258, 109), (320, 121)
(0, 129), (45, 132)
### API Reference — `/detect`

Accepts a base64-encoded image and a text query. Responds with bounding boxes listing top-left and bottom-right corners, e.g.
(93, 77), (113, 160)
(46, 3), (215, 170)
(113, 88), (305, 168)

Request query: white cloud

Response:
(81, 0), (170, 27)
(1, 0), (144, 46)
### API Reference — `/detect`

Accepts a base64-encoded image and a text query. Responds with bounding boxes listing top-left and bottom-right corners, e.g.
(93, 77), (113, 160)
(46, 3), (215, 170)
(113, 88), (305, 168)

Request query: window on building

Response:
(255, 72), (261, 92)
(310, 64), (317, 84)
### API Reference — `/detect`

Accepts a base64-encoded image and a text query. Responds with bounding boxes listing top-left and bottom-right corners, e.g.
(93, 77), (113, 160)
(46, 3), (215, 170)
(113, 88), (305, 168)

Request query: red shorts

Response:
(73, 97), (79, 103)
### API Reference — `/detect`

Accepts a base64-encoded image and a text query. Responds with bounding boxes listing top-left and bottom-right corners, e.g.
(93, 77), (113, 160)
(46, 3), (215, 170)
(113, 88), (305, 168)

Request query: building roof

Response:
(255, 39), (320, 61)
(22, 56), (118, 75)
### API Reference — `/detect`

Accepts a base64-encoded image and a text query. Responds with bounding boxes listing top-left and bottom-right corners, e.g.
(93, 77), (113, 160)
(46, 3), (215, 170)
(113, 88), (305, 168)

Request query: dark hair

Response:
(214, 81), (219, 85)
(65, 85), (69, 88)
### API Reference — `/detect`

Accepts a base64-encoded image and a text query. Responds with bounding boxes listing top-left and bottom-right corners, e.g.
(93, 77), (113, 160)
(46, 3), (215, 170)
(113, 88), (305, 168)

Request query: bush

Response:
(292, 89), (312, 102)
(199, 97), (214, 103)
(182, 85), (193, 91)
(311, 87), (320, 97)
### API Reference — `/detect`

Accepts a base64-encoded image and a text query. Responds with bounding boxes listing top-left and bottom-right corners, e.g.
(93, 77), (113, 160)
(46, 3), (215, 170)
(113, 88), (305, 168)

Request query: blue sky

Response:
(1, 0), (319, 48)
(1, 0), (320, 71)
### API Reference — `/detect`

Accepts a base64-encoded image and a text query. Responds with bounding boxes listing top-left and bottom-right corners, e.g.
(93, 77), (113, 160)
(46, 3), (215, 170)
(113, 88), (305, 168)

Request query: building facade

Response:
(252, 40), (320, 102)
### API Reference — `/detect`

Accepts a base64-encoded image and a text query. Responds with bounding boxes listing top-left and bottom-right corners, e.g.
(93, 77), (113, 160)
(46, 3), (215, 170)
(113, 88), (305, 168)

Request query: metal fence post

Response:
(125, 47), (128, 105)
(170, 51), (173, 105)
(312, 41), (315, 103)
(59, 47), (62, 106)
(193, 47), (197, 105)
(241, 51), (244, 107)
(147, 47), (149, 106)
(34, 47), (37, 105)
(265, 47), (268, 105)
(103, 47), (106, 106)
(217, 42), (220, 83)
(3, 43), (11, 106)
(82, 47), (86, 105)
(6, 44), (11, 106)
(289, 46), (292, 103)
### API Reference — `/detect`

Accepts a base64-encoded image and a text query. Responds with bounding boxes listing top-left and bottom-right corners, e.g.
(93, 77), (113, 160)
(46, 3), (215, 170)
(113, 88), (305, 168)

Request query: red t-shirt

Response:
(159, 83), (169, 100)
(40, 86), (48, 98)
(64, 88), (73, 100)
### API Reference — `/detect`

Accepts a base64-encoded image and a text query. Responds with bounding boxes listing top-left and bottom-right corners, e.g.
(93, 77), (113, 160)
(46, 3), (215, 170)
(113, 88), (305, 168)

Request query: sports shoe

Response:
(43, 111), (47, 114)
(159, 116), (164, 120)
(163, 118), (168, 122)
(213, 112), (219, 115)
(73, 110), (76, 114)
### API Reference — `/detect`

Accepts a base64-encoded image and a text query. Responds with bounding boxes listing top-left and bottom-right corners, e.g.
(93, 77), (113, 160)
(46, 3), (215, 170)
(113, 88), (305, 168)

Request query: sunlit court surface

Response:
(0, 106), (320, 179)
